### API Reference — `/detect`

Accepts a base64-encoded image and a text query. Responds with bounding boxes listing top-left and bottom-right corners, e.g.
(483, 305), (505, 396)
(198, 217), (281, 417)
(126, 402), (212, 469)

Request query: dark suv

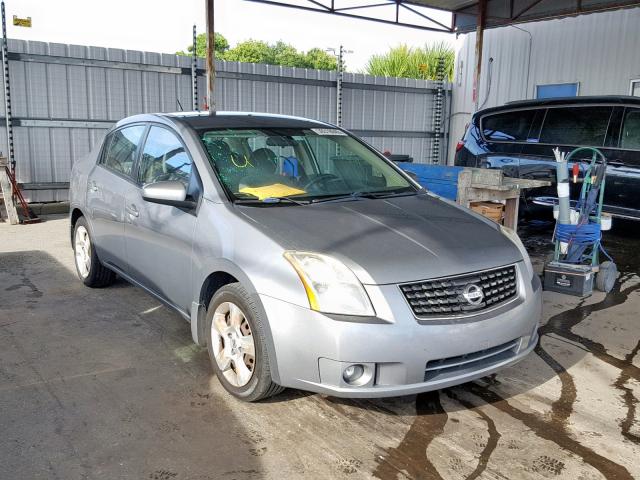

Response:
(455, 96), (640, 220)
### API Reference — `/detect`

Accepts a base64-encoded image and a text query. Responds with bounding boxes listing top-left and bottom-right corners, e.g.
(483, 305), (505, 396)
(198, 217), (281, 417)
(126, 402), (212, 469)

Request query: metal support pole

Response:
(430, 56), (445, 164)
(336, 45), (344, 127)
(191, 24), (198, 111)
(205, 0), (216, 114)
(1, 1), (15, 173)
(472, 0), (486, 111)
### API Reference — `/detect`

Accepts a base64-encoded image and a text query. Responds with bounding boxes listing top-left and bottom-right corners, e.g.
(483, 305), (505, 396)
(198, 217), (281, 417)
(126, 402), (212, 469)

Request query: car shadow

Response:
(0, 249), (263, 479)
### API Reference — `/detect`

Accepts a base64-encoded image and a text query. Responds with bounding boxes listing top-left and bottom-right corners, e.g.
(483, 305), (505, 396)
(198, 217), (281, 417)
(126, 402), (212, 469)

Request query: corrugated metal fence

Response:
(2, 39), (452, 202)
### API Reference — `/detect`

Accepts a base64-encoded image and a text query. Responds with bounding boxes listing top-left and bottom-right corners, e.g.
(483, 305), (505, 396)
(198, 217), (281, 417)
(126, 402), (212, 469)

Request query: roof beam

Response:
(242, 0), (454, 32)
(243, 0), (640, 33)
(400, 2), (454, 31)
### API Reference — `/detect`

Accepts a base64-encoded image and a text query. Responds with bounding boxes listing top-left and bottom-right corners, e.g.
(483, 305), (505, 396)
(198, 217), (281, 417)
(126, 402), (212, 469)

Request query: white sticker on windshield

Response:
(311, 128), (347, 136)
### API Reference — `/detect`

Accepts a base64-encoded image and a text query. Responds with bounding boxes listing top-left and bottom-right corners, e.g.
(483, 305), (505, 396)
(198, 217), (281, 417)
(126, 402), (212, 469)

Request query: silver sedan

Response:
(69, 112), (541, 401)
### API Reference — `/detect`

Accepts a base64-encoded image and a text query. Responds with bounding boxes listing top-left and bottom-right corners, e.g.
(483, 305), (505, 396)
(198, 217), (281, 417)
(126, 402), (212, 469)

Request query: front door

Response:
(124, 125), (199, 312)
(86, 124), (146, 272)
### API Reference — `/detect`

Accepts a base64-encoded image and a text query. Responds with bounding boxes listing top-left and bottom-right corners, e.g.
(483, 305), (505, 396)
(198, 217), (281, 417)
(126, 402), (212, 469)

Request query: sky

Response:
(7, 0), (456, 70)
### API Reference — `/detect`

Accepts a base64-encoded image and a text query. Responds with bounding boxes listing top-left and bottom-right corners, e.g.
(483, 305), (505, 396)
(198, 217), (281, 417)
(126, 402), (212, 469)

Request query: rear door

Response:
(519, 105), (616, 202)
(124, 125), (200, 312)
(607, 106), (640, 213)
(86, 124), (146, 271)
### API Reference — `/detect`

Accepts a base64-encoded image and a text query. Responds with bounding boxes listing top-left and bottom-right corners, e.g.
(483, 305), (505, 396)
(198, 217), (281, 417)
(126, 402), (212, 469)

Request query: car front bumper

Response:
(261, 263), (542, 398)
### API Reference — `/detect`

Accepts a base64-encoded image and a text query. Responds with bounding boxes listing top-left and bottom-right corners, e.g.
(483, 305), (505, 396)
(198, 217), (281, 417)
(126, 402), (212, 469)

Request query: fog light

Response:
(343, 364), (365, 384)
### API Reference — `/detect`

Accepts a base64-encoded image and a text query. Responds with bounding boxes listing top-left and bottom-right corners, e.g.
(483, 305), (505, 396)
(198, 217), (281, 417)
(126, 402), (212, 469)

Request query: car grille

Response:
(400, 264), (517, 318)
(424, 338), (520, 382)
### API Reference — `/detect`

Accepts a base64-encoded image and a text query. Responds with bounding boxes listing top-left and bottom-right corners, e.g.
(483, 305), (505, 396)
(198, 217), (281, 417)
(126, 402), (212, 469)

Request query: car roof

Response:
(161, 111), (333, 130)
(476, 95), (640, 117)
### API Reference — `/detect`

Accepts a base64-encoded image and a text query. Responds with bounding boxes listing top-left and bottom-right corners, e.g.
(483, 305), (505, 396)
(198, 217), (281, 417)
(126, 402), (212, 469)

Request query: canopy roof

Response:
(245, 0), (640, 33)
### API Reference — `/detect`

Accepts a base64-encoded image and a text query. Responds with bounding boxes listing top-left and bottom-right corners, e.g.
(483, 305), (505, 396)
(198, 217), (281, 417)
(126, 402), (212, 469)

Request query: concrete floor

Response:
(1, 215), (639, 480)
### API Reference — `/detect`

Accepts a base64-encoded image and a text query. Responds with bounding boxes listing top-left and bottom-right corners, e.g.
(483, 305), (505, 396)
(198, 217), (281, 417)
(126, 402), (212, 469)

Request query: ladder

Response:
(0, 155), (39, 224)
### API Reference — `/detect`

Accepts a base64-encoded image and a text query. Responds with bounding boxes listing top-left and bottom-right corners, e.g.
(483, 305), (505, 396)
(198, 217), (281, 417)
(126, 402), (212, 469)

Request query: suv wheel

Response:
(206, 283), (284, 401)
(73, 217), (115, 287)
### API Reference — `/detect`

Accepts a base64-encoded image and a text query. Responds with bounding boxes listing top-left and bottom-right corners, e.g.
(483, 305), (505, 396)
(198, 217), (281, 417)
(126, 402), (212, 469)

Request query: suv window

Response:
(101, 125), (145, 177)
(621, 109), (640, 150)
(539, 106), (612, 146)
(138, 126), (192, 185)
(481, 110), (537, 142)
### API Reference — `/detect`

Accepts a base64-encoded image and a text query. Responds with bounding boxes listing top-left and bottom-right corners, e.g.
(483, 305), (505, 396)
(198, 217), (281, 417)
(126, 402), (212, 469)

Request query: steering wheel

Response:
(303, 173), (341, 191)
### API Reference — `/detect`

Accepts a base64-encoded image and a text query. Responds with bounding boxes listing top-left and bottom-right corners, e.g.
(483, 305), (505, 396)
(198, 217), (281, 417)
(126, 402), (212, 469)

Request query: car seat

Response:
(250, 148), (278, 174)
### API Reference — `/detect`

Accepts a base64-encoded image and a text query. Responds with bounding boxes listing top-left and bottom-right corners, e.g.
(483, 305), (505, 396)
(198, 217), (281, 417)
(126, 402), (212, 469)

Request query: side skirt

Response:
(105, 263), (192, 323)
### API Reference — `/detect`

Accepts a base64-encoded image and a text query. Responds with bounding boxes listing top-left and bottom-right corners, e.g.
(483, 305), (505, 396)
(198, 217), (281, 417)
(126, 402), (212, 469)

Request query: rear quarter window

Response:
(539, 106), (612, 146)
(621, 109), (640, 150)
(481, 110), (537, 142)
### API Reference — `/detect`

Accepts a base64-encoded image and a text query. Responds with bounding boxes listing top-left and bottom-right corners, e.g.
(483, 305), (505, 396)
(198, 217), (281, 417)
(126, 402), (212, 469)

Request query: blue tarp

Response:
(396, 163), (461, 201)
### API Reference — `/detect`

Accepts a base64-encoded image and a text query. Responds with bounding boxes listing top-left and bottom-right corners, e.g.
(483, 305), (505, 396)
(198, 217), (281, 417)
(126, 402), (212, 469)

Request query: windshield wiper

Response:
(311, 189), (417, 204)
(234, 196), (310, 206)
(309, 192), (367, 204)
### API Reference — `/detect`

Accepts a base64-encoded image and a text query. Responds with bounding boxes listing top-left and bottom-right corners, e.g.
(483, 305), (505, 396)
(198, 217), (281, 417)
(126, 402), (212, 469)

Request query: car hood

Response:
(237, 193), (522, 285)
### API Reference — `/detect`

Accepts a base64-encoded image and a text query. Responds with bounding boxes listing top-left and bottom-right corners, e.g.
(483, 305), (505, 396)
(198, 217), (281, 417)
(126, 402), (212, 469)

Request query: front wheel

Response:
(73, 217), (115, 287)
(206, 283), (284, 402)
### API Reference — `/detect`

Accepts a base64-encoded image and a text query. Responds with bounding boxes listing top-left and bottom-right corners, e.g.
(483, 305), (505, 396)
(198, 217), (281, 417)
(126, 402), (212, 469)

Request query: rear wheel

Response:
(206, 283), (284, 402)
(73, 217), (115, 287)
(595, 261), (617, 293)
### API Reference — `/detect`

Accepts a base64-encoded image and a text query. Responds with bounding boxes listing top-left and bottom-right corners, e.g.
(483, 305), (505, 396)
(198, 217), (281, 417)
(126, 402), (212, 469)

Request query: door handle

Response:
(126, 204), (139, 218)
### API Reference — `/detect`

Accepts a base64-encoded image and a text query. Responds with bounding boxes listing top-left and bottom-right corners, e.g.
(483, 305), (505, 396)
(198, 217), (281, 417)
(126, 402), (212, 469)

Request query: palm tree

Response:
(364, 42), (454, 81)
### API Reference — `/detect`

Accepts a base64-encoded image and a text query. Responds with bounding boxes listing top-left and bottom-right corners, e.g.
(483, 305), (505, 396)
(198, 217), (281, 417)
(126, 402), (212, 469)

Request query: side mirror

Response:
(142, 181), (196, 209)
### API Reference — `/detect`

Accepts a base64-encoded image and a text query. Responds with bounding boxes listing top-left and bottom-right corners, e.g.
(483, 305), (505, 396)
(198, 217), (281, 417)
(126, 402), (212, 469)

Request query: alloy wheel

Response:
(210, 301), (256, 387)
(74, 226), (91, 278)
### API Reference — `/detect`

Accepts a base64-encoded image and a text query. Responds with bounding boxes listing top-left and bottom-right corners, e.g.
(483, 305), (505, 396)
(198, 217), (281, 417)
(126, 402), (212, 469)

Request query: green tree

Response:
(272, 41), (308, 68)
(305, 48), (338, 70)
(179, 36), (338, 71)
(364, 42), (454, 81)
(222, 39), (275, 64)
(176, 32), (229, 57)
(224, 40), (337, 70)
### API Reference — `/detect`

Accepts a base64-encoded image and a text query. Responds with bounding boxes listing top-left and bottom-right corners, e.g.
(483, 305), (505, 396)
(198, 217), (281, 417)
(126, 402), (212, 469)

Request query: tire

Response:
(206, 283), (284, 402)
(595, 261), (617, 293)
(73, 216), (116, 288)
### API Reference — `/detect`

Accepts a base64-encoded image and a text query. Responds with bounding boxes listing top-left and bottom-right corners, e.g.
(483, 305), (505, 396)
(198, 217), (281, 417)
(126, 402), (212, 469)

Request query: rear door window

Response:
(481, 110), (537, 142)
(539, 106), (612, 146)
(101, 125), (146, 177)
(620, 109), (640, 150)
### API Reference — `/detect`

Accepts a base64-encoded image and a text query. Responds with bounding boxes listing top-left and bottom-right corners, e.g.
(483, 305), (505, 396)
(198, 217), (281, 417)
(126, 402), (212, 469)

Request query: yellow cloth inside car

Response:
(239, 183), (307, 200)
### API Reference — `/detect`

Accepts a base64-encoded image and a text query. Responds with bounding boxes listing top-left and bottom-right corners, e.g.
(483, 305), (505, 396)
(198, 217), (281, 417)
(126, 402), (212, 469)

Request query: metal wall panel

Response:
(449, 7), (640, 162)
(3, 39), (451, 202)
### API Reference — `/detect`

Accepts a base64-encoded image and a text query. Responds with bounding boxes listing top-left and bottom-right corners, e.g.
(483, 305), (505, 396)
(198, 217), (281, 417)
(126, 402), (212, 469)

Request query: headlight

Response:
(500, 225), (534, 279)
(284, 251), (375, 316)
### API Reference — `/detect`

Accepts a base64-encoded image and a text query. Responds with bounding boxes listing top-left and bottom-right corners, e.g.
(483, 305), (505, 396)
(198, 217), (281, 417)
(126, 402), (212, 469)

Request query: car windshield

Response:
(199, 127), (415, 203)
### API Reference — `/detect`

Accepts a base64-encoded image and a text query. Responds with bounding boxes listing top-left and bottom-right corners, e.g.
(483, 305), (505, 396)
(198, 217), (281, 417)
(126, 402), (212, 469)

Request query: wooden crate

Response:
(470, 201), (504, 224)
